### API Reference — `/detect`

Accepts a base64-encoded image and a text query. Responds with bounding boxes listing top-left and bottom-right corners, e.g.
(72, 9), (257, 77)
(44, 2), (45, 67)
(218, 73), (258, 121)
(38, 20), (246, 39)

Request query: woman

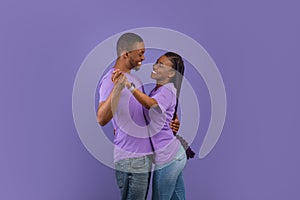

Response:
(114, 52), (187, 200)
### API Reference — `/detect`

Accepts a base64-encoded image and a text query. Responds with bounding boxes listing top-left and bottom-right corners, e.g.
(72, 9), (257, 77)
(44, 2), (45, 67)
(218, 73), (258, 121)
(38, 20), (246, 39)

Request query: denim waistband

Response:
(114, 155), (153, 173)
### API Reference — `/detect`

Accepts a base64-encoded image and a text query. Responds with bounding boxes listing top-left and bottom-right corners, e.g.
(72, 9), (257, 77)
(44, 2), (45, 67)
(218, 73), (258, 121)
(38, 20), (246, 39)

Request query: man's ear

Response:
(123, 51), (129, 58)
(119, 50), (129, 59)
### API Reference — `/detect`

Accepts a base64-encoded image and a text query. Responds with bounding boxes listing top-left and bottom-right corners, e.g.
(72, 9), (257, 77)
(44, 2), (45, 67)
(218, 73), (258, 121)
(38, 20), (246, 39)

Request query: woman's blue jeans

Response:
(152, 146), (187, 200)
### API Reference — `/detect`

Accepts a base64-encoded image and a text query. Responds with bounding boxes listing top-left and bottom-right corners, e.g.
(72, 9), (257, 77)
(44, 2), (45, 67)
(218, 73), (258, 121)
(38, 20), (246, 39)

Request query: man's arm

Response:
(170, 114), (180, 133)
(97, 74), (125, 126)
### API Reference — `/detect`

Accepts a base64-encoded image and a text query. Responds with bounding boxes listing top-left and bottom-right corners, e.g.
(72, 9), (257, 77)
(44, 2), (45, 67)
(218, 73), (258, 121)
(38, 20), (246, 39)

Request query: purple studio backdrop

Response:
(1, 0), (300, 200)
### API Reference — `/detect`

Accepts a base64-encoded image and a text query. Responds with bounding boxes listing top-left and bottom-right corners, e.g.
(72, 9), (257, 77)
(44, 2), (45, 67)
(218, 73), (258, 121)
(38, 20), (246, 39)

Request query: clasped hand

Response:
(111, 69), (130, 89)
(111, 69), (180, 133)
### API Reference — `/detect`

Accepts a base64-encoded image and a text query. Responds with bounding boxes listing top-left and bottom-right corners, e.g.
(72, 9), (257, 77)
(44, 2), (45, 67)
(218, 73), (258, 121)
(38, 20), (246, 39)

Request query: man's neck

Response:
(114, 59), (130, 73)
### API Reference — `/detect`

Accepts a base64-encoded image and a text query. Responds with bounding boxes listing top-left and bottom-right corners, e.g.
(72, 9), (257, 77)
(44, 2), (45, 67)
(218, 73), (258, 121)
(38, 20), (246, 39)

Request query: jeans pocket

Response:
(115, 160), (125, 171)
(175, 152), (186, 161)
(131, 156), (147, 169)
(175, 147), (186, 161)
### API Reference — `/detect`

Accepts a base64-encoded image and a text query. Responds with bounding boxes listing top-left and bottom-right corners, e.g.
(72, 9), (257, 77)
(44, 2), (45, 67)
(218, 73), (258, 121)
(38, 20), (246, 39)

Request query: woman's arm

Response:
(111, 70), (158, 110)
(126, 81), (158, 109)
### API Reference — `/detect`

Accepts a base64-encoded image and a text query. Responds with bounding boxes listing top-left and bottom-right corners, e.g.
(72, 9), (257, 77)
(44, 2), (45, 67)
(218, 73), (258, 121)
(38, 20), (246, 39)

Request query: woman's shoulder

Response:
(161, 83), (176, 95)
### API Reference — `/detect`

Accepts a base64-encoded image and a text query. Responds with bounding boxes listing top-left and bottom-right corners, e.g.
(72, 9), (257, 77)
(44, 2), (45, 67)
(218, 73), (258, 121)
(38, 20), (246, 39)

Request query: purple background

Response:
(1, 0), (300, 199)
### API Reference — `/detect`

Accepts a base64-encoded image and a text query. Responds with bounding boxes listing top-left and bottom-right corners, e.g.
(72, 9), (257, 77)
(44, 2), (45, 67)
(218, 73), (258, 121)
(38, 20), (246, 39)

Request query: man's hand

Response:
(170, 113), (180, 134)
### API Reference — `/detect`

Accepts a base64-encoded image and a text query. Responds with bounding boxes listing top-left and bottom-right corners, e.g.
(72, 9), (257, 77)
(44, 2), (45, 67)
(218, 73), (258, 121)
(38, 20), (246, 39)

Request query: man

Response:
(97, 33), (180, 200)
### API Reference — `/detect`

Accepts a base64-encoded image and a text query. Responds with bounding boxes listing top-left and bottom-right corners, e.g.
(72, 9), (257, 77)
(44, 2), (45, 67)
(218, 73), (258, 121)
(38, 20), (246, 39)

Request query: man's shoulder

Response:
(101, 68), (114, 80)
(99, 68), (114, 86)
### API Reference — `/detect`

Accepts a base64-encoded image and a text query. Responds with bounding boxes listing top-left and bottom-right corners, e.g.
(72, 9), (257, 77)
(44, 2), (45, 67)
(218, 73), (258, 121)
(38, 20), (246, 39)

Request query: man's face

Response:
(128, 42), (145, 71)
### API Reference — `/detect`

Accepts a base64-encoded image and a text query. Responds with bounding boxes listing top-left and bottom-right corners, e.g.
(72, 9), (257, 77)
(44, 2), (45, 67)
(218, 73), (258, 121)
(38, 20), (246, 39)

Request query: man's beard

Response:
(133, 66), (141, 71)
(130, 57), (140, 71)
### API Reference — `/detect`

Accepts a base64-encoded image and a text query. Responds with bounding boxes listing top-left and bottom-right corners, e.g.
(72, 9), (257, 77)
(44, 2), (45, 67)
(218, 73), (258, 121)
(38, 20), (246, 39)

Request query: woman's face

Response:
(151, 55), (175, 83)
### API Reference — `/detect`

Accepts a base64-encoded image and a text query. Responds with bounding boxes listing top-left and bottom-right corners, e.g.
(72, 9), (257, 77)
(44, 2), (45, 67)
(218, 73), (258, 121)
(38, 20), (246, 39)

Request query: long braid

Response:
(164, 52), (195, 159)
(163, 52), (184, 120)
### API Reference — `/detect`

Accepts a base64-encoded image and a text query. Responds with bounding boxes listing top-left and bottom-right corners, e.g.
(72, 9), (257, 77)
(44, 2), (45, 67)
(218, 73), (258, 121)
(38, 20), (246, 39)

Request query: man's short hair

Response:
(116, 33), (143, 56)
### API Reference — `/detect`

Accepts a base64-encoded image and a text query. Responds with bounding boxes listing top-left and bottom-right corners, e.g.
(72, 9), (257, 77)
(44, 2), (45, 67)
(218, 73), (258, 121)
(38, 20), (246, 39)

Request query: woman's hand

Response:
(111, 69), (122, 83)
(112, 69), (127, 90)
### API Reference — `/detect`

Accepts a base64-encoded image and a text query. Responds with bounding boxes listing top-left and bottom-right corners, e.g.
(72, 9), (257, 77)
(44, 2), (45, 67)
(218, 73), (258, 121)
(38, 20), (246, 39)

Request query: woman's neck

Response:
(155, 80), (169, 89)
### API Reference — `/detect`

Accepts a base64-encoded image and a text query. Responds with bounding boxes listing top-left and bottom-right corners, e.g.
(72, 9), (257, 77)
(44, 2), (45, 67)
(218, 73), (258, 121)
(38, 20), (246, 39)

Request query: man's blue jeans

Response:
(115, 155), (152, 200)
(152, 146), (187, 200)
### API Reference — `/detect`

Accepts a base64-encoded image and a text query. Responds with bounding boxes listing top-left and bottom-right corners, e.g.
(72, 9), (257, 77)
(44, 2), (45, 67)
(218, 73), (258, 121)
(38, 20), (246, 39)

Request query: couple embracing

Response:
(97, 33), (194, 200)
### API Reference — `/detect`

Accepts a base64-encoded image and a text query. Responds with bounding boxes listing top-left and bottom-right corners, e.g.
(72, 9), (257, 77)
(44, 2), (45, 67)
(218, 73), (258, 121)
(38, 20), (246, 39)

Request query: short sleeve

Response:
(151, 85), (176, 113)
(98, 72), (114, 103)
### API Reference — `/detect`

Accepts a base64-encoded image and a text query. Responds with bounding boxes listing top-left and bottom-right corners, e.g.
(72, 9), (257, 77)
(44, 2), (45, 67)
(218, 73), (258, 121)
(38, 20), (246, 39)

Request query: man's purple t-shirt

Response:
(98, 68), (153, 162)
(145, 83), (181, 165)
